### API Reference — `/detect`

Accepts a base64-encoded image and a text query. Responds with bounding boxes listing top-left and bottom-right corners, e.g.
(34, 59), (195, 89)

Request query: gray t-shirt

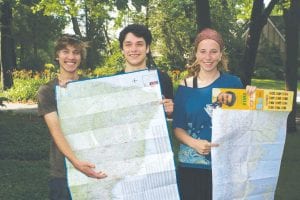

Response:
(38, 78), (66, 178)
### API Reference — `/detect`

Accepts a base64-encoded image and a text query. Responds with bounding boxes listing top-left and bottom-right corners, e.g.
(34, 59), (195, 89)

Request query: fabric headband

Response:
(195, 28), (224, 50)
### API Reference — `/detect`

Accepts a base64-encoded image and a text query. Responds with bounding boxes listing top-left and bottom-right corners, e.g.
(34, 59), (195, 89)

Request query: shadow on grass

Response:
(275, 129), (300, 199)
(0, 111), (50, 200)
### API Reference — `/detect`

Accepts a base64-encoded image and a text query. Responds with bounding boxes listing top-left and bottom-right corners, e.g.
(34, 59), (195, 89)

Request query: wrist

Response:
(190, 137), (200, 149)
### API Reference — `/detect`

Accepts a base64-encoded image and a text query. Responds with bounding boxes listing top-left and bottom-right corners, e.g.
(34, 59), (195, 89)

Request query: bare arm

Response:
(174, 127), (218, 155)
(44, 111), (107, 179)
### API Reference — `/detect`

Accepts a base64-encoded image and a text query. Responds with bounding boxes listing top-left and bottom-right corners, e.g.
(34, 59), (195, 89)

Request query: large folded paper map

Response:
(211, 88), (293, 200)
(56, 70), (180, 200)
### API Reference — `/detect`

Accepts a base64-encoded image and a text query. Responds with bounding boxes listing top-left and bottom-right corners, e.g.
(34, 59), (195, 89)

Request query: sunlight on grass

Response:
(252, 79), (300, 90)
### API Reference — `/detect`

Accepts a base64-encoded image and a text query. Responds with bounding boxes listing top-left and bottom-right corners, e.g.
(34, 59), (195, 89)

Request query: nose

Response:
(205, 52), (213, 59)
(130, 45), (138, 52)
(67, 52), (77, 59)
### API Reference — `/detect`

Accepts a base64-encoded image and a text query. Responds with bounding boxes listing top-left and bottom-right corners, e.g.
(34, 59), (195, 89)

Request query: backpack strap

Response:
(193, 76), (198, 88)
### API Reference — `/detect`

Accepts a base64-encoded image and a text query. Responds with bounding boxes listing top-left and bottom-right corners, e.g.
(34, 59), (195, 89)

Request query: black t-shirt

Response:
(116, 69), (174, 99)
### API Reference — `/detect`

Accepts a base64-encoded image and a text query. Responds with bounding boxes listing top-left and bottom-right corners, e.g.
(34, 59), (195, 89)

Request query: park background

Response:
(0, 0), (300, 199)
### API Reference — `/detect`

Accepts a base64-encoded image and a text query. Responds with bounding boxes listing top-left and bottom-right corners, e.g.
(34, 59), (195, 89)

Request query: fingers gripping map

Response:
(56, 70), (180, 200)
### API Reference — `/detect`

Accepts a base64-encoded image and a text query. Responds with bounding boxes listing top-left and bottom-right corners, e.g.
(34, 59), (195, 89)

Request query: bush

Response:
(1, 68), (55, 102)
(93, 66), (119, 77)
(4, 78), (47, 102)
(254, 40), (284, 80)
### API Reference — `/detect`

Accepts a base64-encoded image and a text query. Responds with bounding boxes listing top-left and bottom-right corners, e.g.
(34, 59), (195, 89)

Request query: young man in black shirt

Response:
(118, 24), (174, 117)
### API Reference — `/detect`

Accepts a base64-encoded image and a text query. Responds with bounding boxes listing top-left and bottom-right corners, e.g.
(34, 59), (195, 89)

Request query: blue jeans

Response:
(49, 177), (71, 200)
(178, 167), (212, 200)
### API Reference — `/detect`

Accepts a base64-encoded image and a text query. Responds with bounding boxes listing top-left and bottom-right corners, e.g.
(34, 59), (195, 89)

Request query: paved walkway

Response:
(0, 102), (37, 113)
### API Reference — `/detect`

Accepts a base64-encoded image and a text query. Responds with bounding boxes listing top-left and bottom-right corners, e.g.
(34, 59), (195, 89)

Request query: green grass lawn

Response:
(0, 111), (50, 200)
(275, 132), (300, 199)
(0, 111), (299, 199)
(252, 78), (300, 90)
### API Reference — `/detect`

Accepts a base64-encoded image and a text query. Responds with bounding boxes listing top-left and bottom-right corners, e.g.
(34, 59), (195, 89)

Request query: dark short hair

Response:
(54, 34), (88, 60)
(118, 24), (152, 49)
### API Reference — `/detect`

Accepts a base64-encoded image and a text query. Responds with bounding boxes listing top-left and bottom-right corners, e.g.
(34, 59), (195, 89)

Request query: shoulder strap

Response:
(193, 76), (198, 88)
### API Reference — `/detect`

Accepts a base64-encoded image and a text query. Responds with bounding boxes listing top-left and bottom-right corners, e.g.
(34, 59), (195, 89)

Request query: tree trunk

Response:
(284, 0), (300, 132)
(0, 31), (2, 88)
(195, 0), (211, 31)
(71, 17), (82, 37)
(85, 19), (98, 69)
(1, 1), (15, 90)
(103, 24), (112, 56)
(239, 0), (279, 86)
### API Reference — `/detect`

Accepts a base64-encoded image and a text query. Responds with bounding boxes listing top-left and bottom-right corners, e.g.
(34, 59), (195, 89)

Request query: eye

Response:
(211, 49), (219, 54)
(124, 42), (132, 47)
(73, 50), (81, 55)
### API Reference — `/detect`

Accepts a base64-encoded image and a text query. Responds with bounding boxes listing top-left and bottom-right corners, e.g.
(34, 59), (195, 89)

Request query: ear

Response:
(146, 46), (150, 54)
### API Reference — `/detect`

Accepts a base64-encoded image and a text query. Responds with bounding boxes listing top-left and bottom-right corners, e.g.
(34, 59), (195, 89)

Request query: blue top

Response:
(172, 73), (243, 169)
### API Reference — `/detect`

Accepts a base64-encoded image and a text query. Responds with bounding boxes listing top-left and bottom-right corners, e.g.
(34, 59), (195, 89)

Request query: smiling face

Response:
(122, 32), (149, 71)
(217, 92), (236, 106)
(196, 39), (222, 73)
(56, 45), (82, 74)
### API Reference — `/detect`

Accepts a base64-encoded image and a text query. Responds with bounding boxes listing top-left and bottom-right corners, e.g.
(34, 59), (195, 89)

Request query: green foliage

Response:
(1, 68), (56, 102)
(4, 78), (47, 102)
(93, 66), (119, 77)
(235, 0), (254, 20)
(31, 0), (80, 16)
(254, 41), (284, 80)
(101, 40), (124, 72)
(148, 0), (195, 70)
(14, 1), (67, 70)
(170, 70), (188, 91)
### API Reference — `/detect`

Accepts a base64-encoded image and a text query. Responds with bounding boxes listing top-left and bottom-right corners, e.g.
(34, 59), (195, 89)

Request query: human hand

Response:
(73, 160), (107, 179)
(246, 85), (256, 95)
(161, 98), (174, 117)
(192, 139), (219, 155)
